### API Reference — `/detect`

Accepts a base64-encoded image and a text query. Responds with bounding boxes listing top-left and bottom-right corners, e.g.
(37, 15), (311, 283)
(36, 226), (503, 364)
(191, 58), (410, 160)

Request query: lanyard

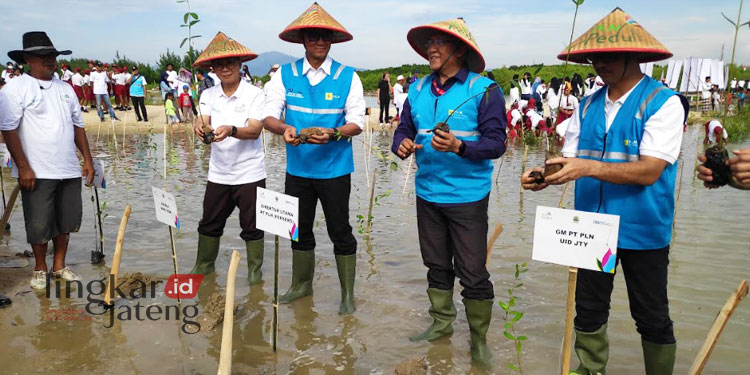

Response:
(432, 79), (446, 96)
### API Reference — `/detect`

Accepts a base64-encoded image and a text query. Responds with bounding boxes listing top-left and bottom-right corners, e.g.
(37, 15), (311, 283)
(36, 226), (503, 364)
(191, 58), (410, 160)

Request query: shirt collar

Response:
(605, 75), (646, 106)
(429, 67), (469, 84)
(302, 55), (332, 76)
(218, 79), (248, 99)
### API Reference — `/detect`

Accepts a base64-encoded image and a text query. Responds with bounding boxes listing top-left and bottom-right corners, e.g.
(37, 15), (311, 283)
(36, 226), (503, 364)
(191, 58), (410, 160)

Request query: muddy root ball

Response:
(529, 171), (545, 184)
(703, 146), (732, 186)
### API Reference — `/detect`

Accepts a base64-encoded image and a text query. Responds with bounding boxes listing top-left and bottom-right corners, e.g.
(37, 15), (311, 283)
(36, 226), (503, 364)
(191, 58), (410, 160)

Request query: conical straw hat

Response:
(279, 2), (353, 44)
(193, 32), (258, 68)
(557, 7), (672, 64)
(407, 18), (485, 73)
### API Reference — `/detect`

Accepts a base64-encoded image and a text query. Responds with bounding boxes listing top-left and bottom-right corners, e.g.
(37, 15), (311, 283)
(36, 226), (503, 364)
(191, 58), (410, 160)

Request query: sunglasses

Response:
(305, 30), (334, 43)
(424, 37), (455, 49)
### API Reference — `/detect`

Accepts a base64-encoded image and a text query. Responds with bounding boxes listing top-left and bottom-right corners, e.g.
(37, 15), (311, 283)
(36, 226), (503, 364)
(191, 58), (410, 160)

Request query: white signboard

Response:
(152, 187), (181, 230)
(256, 187), (299, 241)
(93, 160), (106, 189)
(0, 143), (10, 168)
(532, 206), (619, 273)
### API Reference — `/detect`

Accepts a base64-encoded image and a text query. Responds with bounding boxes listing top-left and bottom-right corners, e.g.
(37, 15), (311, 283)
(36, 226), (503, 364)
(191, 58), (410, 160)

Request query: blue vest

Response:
(282, 58), (355, 179)
(409, 72), (494, 204)
(575, 76), (678, 250)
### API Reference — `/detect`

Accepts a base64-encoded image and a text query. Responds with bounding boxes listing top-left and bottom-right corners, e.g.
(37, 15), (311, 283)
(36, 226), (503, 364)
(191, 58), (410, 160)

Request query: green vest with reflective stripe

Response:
(575, 76), (678, 250)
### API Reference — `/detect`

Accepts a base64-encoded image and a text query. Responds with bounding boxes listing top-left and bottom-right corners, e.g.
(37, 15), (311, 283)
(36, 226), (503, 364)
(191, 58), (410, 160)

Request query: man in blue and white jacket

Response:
(393, 18), (506, 369)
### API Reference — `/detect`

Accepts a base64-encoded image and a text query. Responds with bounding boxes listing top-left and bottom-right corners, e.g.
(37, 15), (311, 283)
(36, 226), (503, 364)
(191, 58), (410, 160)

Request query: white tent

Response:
(678, 57), (725, 92)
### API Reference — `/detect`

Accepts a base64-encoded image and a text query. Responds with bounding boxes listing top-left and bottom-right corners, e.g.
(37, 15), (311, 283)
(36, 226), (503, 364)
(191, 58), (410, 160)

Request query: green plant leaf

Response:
(183, 12), (190, 24)
(512, 312), (524, 322)
(516, 340), (522, 355)
(189, 19), (200, 27)
(504, 322), (512, 330)
(507, 363), (520, 372)
(498, 301), (509, 311)
(521, 262), (527, 267)
(190, 35), (202, 39)
(180, 37), (189, 48)
(517, 335), (528, 341)
(390, 161), (398, 171)
(190, 12), (198, 20)
(503, 331), (515, 340)
(509, 296), (516, 307)
(722, 12), (737, 27)
(515, 283), (524, 288)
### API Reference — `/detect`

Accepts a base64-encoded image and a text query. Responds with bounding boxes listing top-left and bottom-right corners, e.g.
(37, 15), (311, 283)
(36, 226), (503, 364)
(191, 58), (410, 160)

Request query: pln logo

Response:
(624, 139), (638, 147)
(325, 92), (333, 100)
(164, 274), (204, 299)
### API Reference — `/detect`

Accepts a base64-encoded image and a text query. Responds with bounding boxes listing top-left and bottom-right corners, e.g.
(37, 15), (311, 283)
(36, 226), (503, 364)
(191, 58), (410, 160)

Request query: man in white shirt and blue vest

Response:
(263, 2), (365, 315)
(522, 9), (685, 375)
(393, 18), (506, 369)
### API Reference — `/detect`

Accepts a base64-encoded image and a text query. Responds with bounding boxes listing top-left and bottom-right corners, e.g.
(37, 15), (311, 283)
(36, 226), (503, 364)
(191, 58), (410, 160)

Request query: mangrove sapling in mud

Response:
(498, 262), (529, 374)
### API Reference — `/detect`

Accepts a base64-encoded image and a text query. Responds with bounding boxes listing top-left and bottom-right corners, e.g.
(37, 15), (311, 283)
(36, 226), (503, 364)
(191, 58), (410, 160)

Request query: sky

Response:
(0, 0), (749, 70)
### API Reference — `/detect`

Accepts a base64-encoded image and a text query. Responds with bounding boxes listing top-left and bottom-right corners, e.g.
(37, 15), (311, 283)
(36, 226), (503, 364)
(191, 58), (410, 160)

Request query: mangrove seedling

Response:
(498, 262), (529, 374)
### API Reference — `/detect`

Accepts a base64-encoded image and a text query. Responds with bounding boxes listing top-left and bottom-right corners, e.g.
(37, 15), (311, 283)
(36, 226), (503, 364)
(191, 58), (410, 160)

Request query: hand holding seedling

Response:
(303, 127), (332, 145)
(696, 153), (718, 189)
(521, 167), (549, 191)
(283, 126), (300, 146)
(543, 157), (596, 185)
(212, 125), (234, 143)
(431, 129), (461, 153)
(397, 138), (423, 159)
(82, 160), (95, 186)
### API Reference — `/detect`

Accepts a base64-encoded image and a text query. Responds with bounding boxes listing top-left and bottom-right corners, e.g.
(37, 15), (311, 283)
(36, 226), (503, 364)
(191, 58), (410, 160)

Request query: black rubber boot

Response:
(571, 324), (609, 375)
(642, 340), (675, 375)
(189, 234), (220, 275)
(335, 254), (356, 314)
(464, 298), (494, 369)
(279, 250), (315, 304)
(0, 293), (11, 308)
(245, 239), (264, 285)
(409, 288), (457, 342)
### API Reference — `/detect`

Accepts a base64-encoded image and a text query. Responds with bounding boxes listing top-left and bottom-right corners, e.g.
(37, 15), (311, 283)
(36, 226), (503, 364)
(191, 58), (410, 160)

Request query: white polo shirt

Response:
(199, 80), (266, 185)
(707, 120), (728, 143)
(0, 74), (84, 179)
(562, 76), (684, 164)
(71, 73), (84, 86)
(90, 71), (109, 95)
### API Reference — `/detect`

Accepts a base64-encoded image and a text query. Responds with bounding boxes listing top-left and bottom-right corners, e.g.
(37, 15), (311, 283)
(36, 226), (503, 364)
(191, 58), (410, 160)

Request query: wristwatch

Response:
(457, 141), (466, 156)
(230, 126), (237, 137)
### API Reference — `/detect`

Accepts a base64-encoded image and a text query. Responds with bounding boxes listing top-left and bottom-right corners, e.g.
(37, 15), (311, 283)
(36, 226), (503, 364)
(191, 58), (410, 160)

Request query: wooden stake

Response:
(485, 224), (504, 267)
(111, 119), (118, 153)
(122, 113), (126, 152)
(272, 235), (279, 352)
(558, 182), (571, 208)
(0, 167), (7, 209)
(401, 154), (414, 197)
(366, 169), (377, 234)
(560, 267), (578, 375)
(168, 226), (180, 303)
(217, 250), (242, 375)
(163, 122), (167, 178)
(0, 184), (20, 237)
(104, 205), (132, 305)
(689, 279), (748, 375)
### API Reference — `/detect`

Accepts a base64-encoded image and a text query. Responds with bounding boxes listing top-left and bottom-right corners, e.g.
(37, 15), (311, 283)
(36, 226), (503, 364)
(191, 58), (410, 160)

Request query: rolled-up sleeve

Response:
(261, 69), (287, 120)
(344, 72), (366, 129)
(461, 85), (507, 160)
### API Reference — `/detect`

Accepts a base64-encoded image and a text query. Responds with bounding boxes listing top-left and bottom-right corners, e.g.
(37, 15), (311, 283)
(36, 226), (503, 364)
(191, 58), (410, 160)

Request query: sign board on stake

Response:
(93, 160), (106, 189)
(256, 187), (299, 241)
(152, 186), (181, 230)
(532, 206), (620, 273)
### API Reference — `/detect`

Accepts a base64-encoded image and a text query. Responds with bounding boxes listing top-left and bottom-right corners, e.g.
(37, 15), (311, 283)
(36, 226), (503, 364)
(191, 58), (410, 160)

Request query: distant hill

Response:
(244, 51), (297, 76)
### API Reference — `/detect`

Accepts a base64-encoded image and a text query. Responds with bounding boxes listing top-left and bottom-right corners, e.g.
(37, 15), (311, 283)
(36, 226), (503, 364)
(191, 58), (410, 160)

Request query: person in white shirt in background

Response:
(700, 76), (712, 112)
(189, 31), (267, 286)
(509, 73), (520, 105)
(391, 74), (406, 127)
(730, 77), (737, 92)
(207, 66), (221, 86)
(394, 82), (409, 118)
(738, 79), (746, 91)
(704, 118), (729, 145)
(90, 62), (119, 122)
(546, 77), (561, 122)
(82, 69), (91, 110)
(1, 62), (12, 81)
(71, 67), (88, 113)
(555, 86), (577, 124)
(113, 67), (127, 110)
(60, 63), (73, 85)
(267, 63), (280, 78)
(0, 31), (95, 291)
(519, 71), (532, 100)
(165, 63), (179, 97)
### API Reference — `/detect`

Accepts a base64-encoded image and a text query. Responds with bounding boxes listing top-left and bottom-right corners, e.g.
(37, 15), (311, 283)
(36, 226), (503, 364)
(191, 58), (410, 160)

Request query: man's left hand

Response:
(431, 129), (461, 153)
(543, 157), (597, 185)
(213, 125), (233, 142)
(82, 160), (95, 186)
(306, 128), (331, 144)
(729, 149), (750, 186)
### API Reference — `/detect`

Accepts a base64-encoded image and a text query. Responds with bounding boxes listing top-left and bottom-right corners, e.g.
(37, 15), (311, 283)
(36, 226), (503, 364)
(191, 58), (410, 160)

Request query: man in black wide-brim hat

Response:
(0, 32), (95, 292)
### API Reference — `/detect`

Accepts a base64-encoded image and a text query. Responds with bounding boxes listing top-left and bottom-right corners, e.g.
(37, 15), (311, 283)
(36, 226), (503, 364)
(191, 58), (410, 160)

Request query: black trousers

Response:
(574, 247), (675, 344)
(416, 196), (493, 300)
(131, 96), (148, 121)
(197, 180), (265, 241)
(379, 98), (390, 123)
(285, 173), (356, 255)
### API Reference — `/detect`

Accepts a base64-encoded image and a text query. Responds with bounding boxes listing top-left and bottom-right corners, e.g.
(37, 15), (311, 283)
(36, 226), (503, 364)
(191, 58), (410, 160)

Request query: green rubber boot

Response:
(571, 324), (609, 375)
(335, 254), (356, 315)
(464, 298), (494, 369)
(642, 340), (675, 375)
(279, 250), (315, 304)
(409, 288), (457, 342)
(245, 239), (265, 286)
(189, 234), (220, 275)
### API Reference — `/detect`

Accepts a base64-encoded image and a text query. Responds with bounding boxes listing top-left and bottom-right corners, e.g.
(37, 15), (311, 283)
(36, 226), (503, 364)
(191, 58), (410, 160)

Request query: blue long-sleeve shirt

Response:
(392, 67), (507, 161)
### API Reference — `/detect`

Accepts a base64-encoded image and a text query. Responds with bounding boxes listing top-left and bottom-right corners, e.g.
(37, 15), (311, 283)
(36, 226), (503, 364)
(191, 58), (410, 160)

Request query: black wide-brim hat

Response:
(8, 31), (72, 64)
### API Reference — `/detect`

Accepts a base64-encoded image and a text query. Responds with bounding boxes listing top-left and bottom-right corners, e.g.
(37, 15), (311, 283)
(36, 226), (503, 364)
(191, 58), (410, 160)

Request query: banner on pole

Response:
(152, 186), (181, 230)
(532, 206), (620, 273)
(93, 160), (106, 189)
(256, 187), (299, 241)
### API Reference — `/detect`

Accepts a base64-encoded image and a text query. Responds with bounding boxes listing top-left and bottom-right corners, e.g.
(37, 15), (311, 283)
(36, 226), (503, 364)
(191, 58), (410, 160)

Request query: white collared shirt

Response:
(198, 80), (267, 185)
(707, 120), (728, 143)
(562, 76), (684, 164)
(262, 55), (366, 129)
(71, 73), (84, 86)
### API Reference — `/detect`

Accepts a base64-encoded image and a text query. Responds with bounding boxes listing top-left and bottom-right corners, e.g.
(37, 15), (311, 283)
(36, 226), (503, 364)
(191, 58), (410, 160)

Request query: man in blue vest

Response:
(262, 2), (365, 315)
(522, 8), (685, 375)
(392, 18), (506, 369)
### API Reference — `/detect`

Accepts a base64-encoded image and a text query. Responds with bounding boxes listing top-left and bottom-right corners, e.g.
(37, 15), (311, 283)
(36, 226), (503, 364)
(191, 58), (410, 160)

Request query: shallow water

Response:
(0, 124), (748, 374)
